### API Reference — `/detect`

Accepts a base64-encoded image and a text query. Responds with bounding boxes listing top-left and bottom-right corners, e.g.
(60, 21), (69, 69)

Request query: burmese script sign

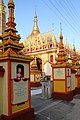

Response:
(54, 68), (65, 79)
(12, 80), (28, 104)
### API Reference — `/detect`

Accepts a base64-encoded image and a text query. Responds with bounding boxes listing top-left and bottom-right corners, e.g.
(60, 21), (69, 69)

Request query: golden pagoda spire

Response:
(59, 23), (64, 50)
(65, 37), (69, 50)
(72, 44), (76, 64)
(31, 9), (40, 35)
(55, 23), (67, 64)
(6, 0), (16, 28)
(0, 0), (23, 54)
(65, 37), (69, 55)
(71, 44), (79, 66)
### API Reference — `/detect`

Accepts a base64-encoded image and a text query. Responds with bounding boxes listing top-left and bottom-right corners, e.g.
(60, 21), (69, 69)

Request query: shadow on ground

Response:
(31, 94), (75, 120)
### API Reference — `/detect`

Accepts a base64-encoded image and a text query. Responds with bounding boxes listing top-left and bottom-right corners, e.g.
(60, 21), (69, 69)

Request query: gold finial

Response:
(35, 7), (37, 17)
(31, 9), (40, 35)
(9, 0), (13, 2)
(73, 44), (76, 52)
(65, 37), (69, 49)
(59, 22), (63, 49)
(59, 22), (63, 40)
(60, 22), (62, 35)
(10, 0), (13, 1)
(7, 0), (16, 28)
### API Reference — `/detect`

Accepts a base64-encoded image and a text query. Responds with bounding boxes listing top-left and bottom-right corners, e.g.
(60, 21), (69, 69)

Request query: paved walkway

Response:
(64, 95), (80, 120)
(31, 88), (42, 96)
(31, 93), (80, 120)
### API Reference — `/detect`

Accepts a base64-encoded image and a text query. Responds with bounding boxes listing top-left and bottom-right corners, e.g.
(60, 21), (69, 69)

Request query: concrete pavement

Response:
(31, 93), (80, 120)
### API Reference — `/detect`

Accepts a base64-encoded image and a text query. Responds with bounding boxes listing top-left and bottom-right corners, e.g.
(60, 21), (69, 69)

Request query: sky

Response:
(4, 0), (80, 51)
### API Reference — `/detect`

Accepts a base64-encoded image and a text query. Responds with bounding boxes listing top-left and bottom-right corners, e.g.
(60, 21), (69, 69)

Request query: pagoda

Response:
(23, 12), (58, 77)
(30, 56), (41, 87)
(52, 26), (74, 101)
(71, 45), (80, 95)
(55, 29), (68, 65)
(0, 0), (23, 53)
(0, 0), (34, 120)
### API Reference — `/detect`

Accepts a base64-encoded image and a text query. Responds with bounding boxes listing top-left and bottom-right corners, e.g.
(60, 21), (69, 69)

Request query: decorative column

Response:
(0, 0), (34, 120)
(52, 27), (73, 101)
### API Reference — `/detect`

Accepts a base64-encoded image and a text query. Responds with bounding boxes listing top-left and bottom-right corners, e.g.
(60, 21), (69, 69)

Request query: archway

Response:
(36, 58), (42, 73)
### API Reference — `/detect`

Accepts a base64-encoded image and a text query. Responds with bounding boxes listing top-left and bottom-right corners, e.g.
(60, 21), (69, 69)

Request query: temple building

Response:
(0, 0), (6, 35)
(23, 12), (59, 73)
(23, 12), (80, 86)
(23, 12), (60, 86)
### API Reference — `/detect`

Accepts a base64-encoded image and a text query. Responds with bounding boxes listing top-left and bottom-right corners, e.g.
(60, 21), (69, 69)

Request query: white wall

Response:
(71, 74), (75, 90)
(44, 62), (52, 76)
(0, 62), (8, 116)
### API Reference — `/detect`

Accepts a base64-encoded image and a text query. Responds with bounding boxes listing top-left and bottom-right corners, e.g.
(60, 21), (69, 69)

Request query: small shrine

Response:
(41, 75), (52, 98)
(52, 27), (74, 101)
(71, 45), (80, 95)
(0, 0), (34, 120)
(30, 57), (41, 87)
(41, 60), (52, 98)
